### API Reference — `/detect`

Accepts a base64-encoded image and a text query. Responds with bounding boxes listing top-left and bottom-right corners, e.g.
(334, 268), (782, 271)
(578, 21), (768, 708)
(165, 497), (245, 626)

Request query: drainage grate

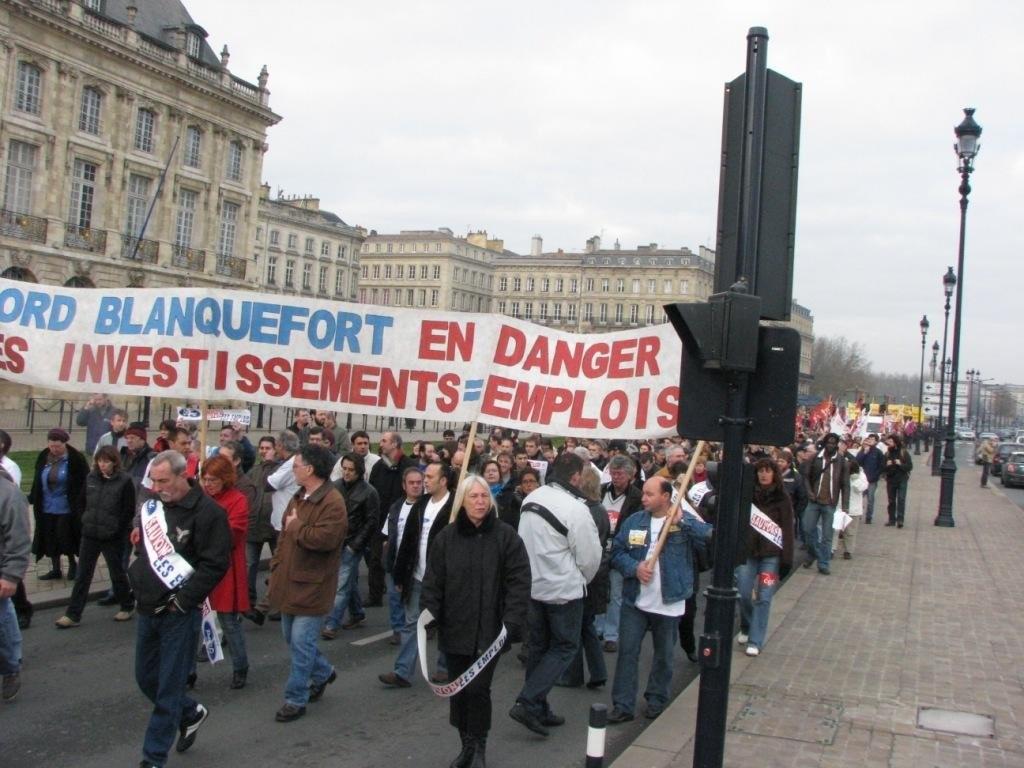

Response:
(917, 707), (995, 738)
(730, 694), (843, 745)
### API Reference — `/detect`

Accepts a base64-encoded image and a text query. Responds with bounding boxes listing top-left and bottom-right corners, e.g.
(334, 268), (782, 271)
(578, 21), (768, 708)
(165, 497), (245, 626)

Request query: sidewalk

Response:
(614, 454), (1024, 767)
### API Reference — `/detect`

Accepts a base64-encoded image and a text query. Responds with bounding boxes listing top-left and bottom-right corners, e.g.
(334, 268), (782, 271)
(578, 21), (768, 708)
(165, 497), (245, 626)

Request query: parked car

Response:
(1001, 452), (1024, 488)
(956, 428), (976, 441)
(992, 442), (1020, 477)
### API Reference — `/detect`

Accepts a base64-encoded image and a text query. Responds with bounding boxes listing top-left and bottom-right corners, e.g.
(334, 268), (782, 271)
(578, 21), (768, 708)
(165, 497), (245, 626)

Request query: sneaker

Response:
(389, 631), (401, 645)
(843, 552), (852, 560)
(736, 632), (748, 645)
(175, 703), (208, 753)
(818, 565), (831, 575)
(54, 615), (80, 629)
(309, 668), (337, 702)
(606, 707), (635, 724)
(378, 671), (411, 688)
(645, 706), (664, 720)
(275, 703), (306, 722)
(244, 609), (266, 627)
(320, 626), (338, 641)
(114, 609), (134, 622)
(745, 646), (760, 657)
(2, 672), (20, 701)
(341, 615), (366, 630)
(509, 702), (550, 736)
(602, 640), (618, 653)
(37, 570), (62, 581)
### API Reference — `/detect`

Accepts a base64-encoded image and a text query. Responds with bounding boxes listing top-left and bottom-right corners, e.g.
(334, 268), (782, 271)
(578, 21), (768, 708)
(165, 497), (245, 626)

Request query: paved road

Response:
(3, 590), (702, 767)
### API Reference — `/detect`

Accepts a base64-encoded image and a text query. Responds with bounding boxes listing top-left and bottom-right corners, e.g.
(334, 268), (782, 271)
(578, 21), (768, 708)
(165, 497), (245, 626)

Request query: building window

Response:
(583, 303), (593, 322)
(539, 303), (548, 320)
(525, 277), (534, 292)
(541, 278), (549, 292)
(184, 126), (202, 168)
(512, 276), (522, 291)
(680, 279), (689, 294)
(302, 262), (312, 290)
(372, 265), (381, 279)
(435, 242), (441, 252)
(616, 278), (625, 293)
(417, 289), (426, 307)
(334, 270), (344, 295)
(614, 304), (624, 323)
(396, 264), (404, 279)
(174, 188), (197, 247)
(510, 301), (521, 318)
(226, 141), (243, 182)
(287, 233), (298, 250)
(663, 279), (673, 294)
(601, 278), (610, 293)
(318, 265), (328, 293)
(599, 304), (608, 322)
(360, 264), (368, 279)
(567, 304), (577, 321)
(629, 304), (639, 323)
(386, 242), (393, 253)
(382, 288), (390, 304)
(524, 302), (533, 320)
(384, 264), (392, 279)
(320, 241), (330, 257)
(431, 289), (439, 307)
(83, 0), (101, 9)
(4, 140), (37, 214)
(338, 244), (347, 259)
(406, 288), (414, 305)
(497, 300), (506, 314)
(305, 237), (314, 254)
(398, 243), (405, 253)
(498, 276), (508, 291)
(15, 63), (42, 115)
(269, 230), (279, 245)
(569, 278), (578, 294)
(134, 109), (155, 152)
(218, 201), (239, 259)
(647, 279), (656, 293)
(432, 265), (441, 280)
(187, 32), (202, 59)
(553, 304), (562, 320)
(645, 305), (655, 323)
(79, 87), (102, 135)
(359, 288), (367, 303)
(285, 259), (295, 287)
(554, 277), (563, 292)
(585, 278), (595, 292)
(632, 279), (640, 294)
(266, 254), (277, 284)
(124, 174), (151, 238)
(68, 159), (98, 230)
(419, 264), (428, 279)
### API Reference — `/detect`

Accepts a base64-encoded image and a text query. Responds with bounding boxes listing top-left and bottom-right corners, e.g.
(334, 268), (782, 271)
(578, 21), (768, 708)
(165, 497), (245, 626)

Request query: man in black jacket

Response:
(322, 453), (380, 638)
(366, 432), (415, 606)
(382, 467), (424, 643)
(382, 461), (453, 687)
(129, 450), (231, 767)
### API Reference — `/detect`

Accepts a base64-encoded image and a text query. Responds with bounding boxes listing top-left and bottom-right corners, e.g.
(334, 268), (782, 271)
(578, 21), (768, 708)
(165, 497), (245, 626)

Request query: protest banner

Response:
(0, 278), (682, 438)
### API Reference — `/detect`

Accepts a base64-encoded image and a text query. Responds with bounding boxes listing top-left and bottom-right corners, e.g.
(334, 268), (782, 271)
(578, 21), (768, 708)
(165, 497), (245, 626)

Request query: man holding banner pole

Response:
(129, 450), (231, 767)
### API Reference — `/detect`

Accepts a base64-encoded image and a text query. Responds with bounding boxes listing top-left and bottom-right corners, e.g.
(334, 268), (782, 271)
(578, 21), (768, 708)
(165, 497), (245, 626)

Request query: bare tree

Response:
(810, 336), (870, 399)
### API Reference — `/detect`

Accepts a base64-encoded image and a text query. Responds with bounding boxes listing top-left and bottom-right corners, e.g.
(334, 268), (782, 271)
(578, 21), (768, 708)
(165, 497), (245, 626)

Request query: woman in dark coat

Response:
(29, 428), (89, 580)
(883, 434), (913, 528)
(735, 457), (794, 657)
(421, 474), (531, 768)
(55, 446), (136, 627)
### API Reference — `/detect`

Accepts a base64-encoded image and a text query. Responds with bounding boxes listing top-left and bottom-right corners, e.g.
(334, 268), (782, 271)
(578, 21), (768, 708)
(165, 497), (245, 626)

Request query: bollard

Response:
(587, 702), (608, 768)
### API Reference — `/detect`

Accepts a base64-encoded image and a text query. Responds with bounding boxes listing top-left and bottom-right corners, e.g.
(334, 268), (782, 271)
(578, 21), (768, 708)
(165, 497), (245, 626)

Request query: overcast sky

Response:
(190, 0), (1024, 385)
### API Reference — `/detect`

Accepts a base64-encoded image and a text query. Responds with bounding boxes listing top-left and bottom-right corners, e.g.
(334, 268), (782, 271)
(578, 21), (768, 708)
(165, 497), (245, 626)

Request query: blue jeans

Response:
(220, 612), (248, 673)
(325, 547), (363, 630)
(864, 481), (878, 522)
(135, 609), (201, 766)
(611, 602), (677, 716)
(246, 536), (277, 605)
(386, 572), (405, 632)
(394, 579), (447, 681)
(0, 597), (21, 676)
(559, 606), (607, 686)
(517, 598), (583, 717)
(886, 476), (909, 523)
(280, 613), (334, 707)
(802, 501), (835, 568)
(735, 556), (780, 650)
(597, 569), (623, 642)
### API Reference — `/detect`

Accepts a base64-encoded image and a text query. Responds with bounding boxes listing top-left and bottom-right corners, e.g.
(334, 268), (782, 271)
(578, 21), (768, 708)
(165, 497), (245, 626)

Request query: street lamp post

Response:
(932, 270), (956, 476)
(930, 341), (939, 384)
(936, 108), (982, 528)
(966, 368), (976, 431)
(916, 315), (929, 454)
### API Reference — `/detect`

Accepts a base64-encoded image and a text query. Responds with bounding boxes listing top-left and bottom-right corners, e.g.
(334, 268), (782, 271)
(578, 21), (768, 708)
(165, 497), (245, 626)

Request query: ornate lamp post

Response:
(915, 315), (929, 454)
(936, 108), (982, 527)
(932, 270), (957, 476)
(930, 341), (939, 383)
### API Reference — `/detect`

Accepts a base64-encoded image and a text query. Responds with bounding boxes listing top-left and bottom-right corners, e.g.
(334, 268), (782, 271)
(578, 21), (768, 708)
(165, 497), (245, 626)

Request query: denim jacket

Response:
(610, 510), (713, 607)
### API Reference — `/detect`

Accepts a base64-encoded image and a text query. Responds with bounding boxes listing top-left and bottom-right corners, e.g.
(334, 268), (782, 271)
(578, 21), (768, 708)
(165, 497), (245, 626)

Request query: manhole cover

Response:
(917, 707), (995, 738)
(730, 694), (843, 745)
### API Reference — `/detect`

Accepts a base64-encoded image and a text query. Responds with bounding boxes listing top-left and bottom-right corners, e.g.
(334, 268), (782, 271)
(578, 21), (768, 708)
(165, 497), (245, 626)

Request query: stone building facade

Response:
(0, 0), (280, 290)
(254, 188), (364, 302)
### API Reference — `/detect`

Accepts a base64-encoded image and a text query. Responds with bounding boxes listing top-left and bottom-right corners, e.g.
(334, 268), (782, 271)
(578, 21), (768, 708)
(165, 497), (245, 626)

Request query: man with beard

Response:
(799, 433), (850, 575)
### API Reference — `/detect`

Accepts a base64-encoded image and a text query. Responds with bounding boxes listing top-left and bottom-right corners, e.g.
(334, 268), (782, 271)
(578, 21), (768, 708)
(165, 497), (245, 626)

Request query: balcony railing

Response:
(215, 254), (246, 279)
(65, 222), (106, 253)
(171, 244), (205, 272)
(0, 209), (48, 243)
(121, 234), (159, 264)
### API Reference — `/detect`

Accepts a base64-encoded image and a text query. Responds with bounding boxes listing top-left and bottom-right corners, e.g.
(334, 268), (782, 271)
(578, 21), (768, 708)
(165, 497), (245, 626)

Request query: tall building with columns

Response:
(0, 0), (280, 290)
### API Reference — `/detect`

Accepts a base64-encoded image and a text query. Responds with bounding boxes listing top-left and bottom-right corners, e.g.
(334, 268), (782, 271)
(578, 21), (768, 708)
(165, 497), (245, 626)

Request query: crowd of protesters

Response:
(0, 397), (921, 768)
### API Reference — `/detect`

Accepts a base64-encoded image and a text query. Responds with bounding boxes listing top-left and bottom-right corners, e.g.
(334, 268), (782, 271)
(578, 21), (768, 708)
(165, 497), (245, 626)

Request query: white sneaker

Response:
(745, 646), (760, 657)
(737, 632), (749, 645)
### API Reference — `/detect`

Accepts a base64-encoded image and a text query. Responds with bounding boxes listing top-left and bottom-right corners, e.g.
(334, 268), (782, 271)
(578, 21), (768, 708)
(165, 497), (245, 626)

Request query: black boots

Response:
(450, 732), (487, 768)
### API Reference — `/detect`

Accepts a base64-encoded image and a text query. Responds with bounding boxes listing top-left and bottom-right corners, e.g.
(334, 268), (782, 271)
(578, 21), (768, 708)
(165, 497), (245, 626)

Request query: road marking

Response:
(351, 630), (394, 647)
